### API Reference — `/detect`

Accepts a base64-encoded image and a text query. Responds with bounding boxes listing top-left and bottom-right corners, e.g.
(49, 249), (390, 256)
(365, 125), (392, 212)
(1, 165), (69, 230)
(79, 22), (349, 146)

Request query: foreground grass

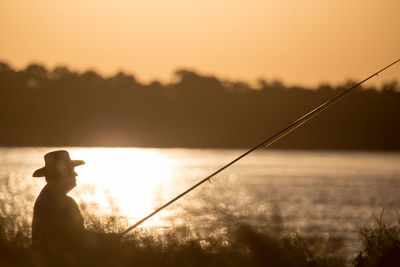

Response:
(0, 223), (344, 267)
(353, 210), (400, 267)
(0, 209), (399, 267)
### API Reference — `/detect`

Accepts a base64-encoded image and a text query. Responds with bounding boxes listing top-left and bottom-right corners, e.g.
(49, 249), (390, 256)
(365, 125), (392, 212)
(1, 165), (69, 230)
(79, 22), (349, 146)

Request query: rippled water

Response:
(1, 147), (400, 254)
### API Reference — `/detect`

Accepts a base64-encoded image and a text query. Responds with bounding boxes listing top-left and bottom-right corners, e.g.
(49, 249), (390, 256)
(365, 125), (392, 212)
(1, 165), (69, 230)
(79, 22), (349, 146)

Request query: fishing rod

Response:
(121, 58), (400, 236)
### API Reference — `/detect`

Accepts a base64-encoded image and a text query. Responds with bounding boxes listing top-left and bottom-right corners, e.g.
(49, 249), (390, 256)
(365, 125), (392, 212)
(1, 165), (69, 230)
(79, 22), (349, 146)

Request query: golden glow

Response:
(0, 0), (399, 86)
(69, 148), (172, 226)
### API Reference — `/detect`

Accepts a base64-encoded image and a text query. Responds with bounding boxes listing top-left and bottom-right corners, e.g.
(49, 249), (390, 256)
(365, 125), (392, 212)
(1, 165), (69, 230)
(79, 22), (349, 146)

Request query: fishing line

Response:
(121, 58), (400, 236)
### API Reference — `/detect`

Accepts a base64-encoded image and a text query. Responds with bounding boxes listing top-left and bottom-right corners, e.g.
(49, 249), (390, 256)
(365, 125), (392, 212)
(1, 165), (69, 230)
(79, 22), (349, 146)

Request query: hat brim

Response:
(33, 167), (47, 177)
(33, 160), (85, 177)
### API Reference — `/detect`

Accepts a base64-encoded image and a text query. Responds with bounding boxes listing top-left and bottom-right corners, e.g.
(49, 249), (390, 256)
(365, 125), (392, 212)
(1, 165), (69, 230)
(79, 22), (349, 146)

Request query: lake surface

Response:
(1, 147), (400, 256)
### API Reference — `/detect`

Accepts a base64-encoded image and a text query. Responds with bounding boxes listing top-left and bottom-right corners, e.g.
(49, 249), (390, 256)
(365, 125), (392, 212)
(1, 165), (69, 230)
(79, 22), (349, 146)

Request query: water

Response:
(1, 147), (400, 256)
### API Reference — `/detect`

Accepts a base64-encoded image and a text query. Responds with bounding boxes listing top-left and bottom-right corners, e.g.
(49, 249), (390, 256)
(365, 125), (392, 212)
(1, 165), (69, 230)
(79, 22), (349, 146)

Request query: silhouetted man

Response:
(31, 150), (86, 265)
(31, 150), (122, 266)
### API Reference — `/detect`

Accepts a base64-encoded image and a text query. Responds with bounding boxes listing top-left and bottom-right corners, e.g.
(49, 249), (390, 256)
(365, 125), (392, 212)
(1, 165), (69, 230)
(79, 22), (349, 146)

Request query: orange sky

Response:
(0, 0), (399, 87)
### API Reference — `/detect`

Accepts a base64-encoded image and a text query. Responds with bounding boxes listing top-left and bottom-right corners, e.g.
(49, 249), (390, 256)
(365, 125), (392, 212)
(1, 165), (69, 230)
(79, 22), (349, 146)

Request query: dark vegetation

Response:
(0, 62), (399, 149)
(1, 204), (400, 266)
(354, 210), (400, 267)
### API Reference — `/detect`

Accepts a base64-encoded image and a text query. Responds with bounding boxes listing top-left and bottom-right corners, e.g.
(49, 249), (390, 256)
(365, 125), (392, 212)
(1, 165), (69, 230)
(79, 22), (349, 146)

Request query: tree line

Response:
(0, 62), (399, 149)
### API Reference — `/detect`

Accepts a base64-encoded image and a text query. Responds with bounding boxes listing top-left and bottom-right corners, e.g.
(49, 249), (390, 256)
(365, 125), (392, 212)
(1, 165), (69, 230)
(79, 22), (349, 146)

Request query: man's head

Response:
(33, 150), (85, 192)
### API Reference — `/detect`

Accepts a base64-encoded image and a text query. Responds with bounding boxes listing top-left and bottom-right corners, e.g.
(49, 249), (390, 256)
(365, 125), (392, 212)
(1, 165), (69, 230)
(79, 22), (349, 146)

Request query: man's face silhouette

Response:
(58, 166), (78, 192)
(48, 161), (78, 193)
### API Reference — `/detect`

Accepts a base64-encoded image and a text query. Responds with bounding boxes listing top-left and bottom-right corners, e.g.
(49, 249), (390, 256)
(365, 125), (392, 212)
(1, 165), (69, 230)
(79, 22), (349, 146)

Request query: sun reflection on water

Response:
(68, 148), (173, 227)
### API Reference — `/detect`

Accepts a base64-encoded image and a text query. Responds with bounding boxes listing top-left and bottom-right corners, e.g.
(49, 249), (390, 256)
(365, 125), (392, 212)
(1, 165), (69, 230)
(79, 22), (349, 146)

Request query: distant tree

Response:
(82, 70), (103, 81)
(24, 64), (48, 79)
(0, 62), (12, 72)
(316, 84), (333, 93)
(382, 81), (398, 92)
(51, 66), (73, 80)
(108, 71), (137, 89)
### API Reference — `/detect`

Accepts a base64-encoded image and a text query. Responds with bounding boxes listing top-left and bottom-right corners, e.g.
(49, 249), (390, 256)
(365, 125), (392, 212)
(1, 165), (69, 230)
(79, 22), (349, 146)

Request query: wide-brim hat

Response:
(33, 150), (85, 177)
